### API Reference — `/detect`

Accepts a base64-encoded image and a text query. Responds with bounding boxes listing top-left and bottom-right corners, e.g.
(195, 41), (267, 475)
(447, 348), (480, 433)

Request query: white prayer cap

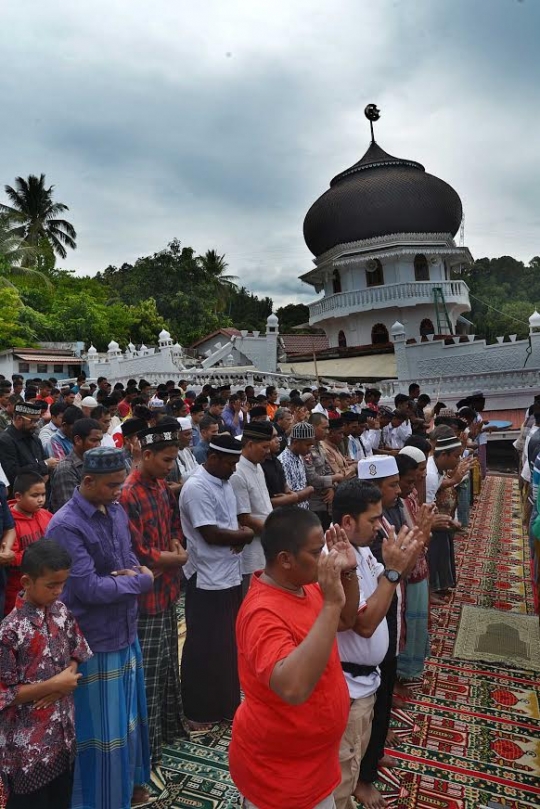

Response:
(177, 417), (192, 431)
(399, 446), (426, 463)
(358, 454), (399, 480)
(81, 396), (99, 409)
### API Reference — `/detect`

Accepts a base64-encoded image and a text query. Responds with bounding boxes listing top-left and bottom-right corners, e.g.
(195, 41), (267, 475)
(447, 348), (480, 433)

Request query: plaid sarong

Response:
(138, 604), (186, 764)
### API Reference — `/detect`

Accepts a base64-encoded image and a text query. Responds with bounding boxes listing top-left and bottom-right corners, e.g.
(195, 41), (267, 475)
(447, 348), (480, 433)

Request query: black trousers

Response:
(7, 767), (74, 809)
(358, 656), (398, 783)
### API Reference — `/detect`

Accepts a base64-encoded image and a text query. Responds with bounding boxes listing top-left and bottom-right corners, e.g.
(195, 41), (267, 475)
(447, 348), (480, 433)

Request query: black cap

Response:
(208, 434), (242, 455)
(242, 421), (274, 440)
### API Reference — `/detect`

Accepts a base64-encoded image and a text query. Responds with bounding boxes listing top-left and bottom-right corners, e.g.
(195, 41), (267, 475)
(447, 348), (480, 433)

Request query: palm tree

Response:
(0, 173), (77, 260)
(198, 249), (239, 314)
(0, 215), (50, 288)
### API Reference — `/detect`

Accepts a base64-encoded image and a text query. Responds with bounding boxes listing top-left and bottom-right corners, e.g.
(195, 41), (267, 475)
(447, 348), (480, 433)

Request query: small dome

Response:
(87, 344), (98, 356)
(390, 320), (405, 336)
(159, 329), (171, 341)
(304, 140), (463, 257)
(127, 341), (135, 352)
(107, 340), (120, 351)
(529, 310), (540, 327)
(140, 344), (148, 351)
(172, 342), (182, 351)
(267, 313), (279, 327)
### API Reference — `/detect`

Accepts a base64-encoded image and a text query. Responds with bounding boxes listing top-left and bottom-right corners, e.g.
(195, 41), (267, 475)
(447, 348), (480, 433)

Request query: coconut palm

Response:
(198, 249), (239, 313)
(0, 216), (50, 288)
(1, 173), (77, 260)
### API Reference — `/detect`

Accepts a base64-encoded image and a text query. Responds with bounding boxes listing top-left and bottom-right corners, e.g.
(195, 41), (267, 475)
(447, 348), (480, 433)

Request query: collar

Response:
(128, 468), (161, 489)
(14, 594), (61, 627)
(238, 454), (259, 471)
(199, 464), (228, 487)
(71, 487), (118, 519)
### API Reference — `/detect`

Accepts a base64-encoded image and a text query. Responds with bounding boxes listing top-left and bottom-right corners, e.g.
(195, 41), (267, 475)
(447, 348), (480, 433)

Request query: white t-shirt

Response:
(382, 421), (412, 450)
(476, 414), (488, 446)
(230, 455), (273, 575)
(426, 455), (444, 504)
(337, 546), (388, 699)
(100, 433), (117, 449)
(180, 466), (242, 590)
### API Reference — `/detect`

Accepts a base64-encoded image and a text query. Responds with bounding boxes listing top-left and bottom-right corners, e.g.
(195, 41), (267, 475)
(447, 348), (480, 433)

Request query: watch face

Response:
(385, 569), (400, 583)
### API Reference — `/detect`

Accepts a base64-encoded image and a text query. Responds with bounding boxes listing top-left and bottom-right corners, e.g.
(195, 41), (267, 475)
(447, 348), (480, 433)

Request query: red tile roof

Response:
(190, 328), (241, 349)
(280, 334), (329, 355)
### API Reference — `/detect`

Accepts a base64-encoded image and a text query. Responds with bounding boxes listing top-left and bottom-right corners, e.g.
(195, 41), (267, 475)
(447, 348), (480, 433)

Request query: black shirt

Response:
(262, 455), (287, 498)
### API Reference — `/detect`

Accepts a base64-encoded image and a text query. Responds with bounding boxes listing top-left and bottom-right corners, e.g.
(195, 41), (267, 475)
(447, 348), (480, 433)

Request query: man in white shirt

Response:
(311, 391), (333, 418)
(333, 476), (420, 809)
(180, 435), (255, 728)
(382, 410), (412, 451)
(230, 421), (274, 594)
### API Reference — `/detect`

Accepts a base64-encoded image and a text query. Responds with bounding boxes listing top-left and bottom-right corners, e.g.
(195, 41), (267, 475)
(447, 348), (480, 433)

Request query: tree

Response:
(198, 249), (239, 313)
(275, 303), (310, 333)
(1, 174), (77, 260)
(0, 215), (50, 289)
(0, 287), (36, 349)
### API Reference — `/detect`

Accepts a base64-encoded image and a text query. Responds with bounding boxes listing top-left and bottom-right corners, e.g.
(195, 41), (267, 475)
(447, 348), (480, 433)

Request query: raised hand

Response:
(382, 525), (422, 574)
(325, 524), (357, 571)
(317, 549), (346, 609)
(415, 504), (436, 544)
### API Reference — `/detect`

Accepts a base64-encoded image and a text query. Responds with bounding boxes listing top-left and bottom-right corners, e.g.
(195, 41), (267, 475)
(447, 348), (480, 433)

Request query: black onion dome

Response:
(303, 141), (463, 257)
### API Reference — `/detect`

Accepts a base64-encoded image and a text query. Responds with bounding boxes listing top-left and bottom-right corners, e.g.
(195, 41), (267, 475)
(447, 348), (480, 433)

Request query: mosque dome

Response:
(390, 320), (405, 336)
(267, 313), (279, 328)
(159, 329), (171, 341)
(303, 139), (463, 257)
(87, 344), (98, 356)
(107, 340), (120, 352)
(529, 310), (540, 329)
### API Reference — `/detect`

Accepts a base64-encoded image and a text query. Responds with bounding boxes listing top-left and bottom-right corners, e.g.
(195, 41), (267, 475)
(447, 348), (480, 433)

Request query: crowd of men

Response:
(0, 372), (495, 809)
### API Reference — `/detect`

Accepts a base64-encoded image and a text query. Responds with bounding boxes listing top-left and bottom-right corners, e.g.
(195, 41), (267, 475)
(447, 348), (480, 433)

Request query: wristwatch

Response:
(384, 569), (401, 584)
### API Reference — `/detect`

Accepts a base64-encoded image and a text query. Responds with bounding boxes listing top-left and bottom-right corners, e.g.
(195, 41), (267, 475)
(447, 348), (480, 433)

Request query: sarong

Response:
(138, 604), (186, 764)
(71, 639), (150, 809)
(427, 529), (456, 592)
(181, 574), (242, 723)
(397, 578), (429, 679)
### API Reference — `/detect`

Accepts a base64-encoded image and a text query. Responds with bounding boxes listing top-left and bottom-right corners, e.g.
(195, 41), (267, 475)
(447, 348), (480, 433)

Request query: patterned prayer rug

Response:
(454, 605), (540, 671)
(1, 477), (538, 808)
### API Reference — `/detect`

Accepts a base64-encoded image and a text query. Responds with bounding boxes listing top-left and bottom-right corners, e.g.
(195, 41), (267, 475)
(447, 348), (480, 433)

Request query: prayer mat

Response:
(454, 605), (540, 672)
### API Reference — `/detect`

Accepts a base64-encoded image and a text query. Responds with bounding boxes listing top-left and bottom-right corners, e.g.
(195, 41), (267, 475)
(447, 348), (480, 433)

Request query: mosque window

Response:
(332, 269), (342, 294)
(37, 363), (48, 374)
(18, 363), (30, 373)
(366, 259), (384, 287)
(420, 318), (435, 337)
(338, 330), (347, 348)
(371, 323), (389, 345)
(414, 254), (430, 281)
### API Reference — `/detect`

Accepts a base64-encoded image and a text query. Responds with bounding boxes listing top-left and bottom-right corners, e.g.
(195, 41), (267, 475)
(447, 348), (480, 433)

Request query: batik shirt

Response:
(0, 596), (92, 794)
(278, 447), (309, 509)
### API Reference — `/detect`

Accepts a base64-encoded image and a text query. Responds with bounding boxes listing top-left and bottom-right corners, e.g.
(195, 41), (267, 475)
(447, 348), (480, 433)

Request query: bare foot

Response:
(131, 785), (150, 806)
(379, 753), (398, 768)
(353, 781), (388, 808)
(385, 729), (400, 747)
(394, 680), (414, 700)
(430, 593), (449, 606)
(186, 719), (214, 731)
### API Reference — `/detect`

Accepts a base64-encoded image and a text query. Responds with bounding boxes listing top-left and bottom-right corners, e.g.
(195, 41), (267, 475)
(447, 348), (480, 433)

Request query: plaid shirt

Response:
(277, 447), (309, 508)
(50, 451), (83, 513)
(0, 595), (92, 794)
(119, 470), (183, 615)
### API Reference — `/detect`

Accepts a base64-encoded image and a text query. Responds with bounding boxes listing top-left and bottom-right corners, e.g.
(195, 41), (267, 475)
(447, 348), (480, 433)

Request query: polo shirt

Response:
(180, 465), (242, 590)
(337, 545), (388, 699)
(230, 456), (272, 575)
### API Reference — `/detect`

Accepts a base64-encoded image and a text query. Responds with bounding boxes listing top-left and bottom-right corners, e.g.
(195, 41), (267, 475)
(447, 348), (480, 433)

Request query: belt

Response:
(341, 662), (377, 678)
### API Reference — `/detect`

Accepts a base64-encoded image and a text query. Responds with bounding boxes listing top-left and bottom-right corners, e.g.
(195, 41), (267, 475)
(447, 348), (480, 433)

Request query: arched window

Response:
(420, 318), (435, 337)
(338, 330), (347, 348)
(365, 259), (384, 287)
(332, 269), (342, 294)
(371, 323), (389, 345)
(414, 254), (429, 281)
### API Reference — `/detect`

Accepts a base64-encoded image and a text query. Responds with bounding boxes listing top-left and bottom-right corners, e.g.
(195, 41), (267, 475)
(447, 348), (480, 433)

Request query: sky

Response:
(1, 0), (538, 309)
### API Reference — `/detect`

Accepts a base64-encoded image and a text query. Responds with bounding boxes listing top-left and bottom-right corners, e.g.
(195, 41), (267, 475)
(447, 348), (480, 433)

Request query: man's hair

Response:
(49, 401), (67, 418)
(39, 379), (52, 390)
(200, 415), (218, 432)
(249, 406), (268, 419)
(228, 393), (240, 404)
(403, 435), (431, 455)
(24, 385), (38, 401)
(408, 382), (420, 394)
(417, 394), (431, 407)
(332, 480), (382, 525)
(191, 403), (205, 415)
(265, 386), (276, 396)
(209, 397), (223, 407)
(308, 412), (328, 427)
(273, 407), (290, 422)
(96, 376), (107, 385)
(394, 393), (410, 408)
(261, 507), (322, 563)
(21, 539), (72, 579)
(72, 418), (102, 441)
(13, 471), (45, 495)
(62, 405), (84, 426)
(395, 453), (419, 477)
(90, 405), (108, 420)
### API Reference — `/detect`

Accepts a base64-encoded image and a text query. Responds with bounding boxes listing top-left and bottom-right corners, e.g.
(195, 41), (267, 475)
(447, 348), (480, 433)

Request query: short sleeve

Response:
(230, 473), (251, 516)
(184, 485), (220, 528)
(65, 610), (93, 664)
(240, 607), (299, 687)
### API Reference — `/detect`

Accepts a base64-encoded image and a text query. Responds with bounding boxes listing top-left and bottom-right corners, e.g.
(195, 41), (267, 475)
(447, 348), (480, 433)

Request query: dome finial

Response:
(364, 103), (380, 144)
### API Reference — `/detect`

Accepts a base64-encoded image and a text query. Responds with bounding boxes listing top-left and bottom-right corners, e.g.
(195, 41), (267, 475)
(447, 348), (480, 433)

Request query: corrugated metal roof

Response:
(280, 334), (329, 355)
(16, 354), (83, 364)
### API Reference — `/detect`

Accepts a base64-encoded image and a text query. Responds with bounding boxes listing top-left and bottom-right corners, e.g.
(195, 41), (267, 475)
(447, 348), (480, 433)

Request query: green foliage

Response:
(457, 256), (540, 342)
(276, 303), (310, 333)
(0, 287), (38, 348)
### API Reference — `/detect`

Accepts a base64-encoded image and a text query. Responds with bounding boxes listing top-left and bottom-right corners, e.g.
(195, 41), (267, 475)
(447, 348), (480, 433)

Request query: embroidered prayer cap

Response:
(399, 446), (426, 463)
(138, 424), (180, 447)
(328, 417), (344, 430)
(81, 396), (99, 409)
(208, 434), (243, 455)
(300, 392), (315, 403)
(148, 399), (166, 412)
(83, 447), (126, 474)
(121, 417), (148, 437)
(435, 435), (463, 453)
(177, 417), (192, 431)
(242, 421), (274, 440)
(341, 411), (359, 423)
(358, 455), (399, 480)
(14, 401), (42, 417)
(378, 406), (394, 418)
(291, 422), (315, 440)
(438, 407), (458, 419)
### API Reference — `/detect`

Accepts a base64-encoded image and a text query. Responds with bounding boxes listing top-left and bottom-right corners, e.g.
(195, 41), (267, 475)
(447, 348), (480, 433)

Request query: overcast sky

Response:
(1, 0), (538, 308)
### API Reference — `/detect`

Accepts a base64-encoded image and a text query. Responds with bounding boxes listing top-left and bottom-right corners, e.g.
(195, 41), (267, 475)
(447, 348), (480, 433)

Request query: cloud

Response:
(0, 0), (538, 310)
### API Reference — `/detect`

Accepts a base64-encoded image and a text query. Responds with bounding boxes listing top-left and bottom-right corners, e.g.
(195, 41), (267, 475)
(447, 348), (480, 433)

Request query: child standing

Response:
(4, 472), (53, 616)
(0, 539), (92, 809)
(0, 479), (16, 616)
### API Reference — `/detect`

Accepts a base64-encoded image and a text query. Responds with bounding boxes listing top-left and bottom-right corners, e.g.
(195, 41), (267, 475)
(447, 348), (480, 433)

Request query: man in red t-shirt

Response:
(229, 507), (359, 809)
